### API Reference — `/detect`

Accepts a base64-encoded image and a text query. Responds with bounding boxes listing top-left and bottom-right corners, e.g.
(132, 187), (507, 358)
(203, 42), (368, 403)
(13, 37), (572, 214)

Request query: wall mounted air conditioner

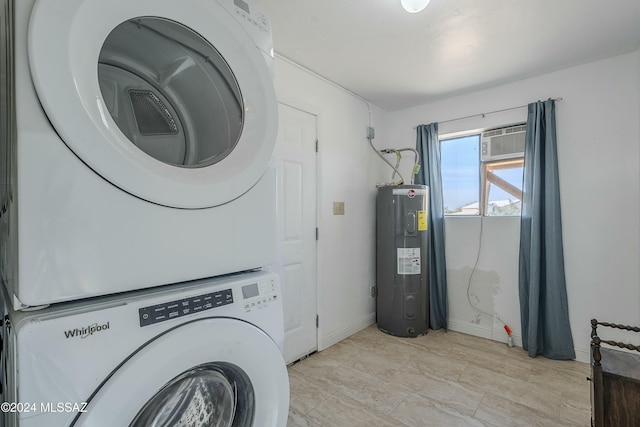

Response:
(481, 124), (526, 162)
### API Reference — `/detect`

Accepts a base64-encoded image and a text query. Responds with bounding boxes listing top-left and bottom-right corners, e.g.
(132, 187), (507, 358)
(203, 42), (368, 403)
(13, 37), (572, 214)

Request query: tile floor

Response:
(287, 325), (591, 426)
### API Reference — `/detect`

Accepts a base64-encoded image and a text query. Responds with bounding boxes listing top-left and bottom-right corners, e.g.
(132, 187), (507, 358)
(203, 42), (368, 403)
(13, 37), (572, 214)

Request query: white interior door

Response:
(274, 102), (317, 364)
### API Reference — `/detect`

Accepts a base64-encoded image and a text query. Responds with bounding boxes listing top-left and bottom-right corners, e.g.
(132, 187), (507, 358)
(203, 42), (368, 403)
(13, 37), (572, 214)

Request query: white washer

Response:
(0, 0), (279, 309)
(0, 270), (289, 427)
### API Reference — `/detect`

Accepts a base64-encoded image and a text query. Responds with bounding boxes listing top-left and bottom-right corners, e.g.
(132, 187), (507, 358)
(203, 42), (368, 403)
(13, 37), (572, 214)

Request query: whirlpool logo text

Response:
(64, 322), (110, 339)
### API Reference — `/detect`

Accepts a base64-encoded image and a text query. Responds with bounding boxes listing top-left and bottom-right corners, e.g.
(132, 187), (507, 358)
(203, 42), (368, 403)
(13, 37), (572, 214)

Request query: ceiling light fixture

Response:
(401, 0), (431, 13)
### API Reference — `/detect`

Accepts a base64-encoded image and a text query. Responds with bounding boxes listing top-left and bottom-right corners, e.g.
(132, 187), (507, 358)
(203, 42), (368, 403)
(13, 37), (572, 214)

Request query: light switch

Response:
(333, 202), (345, 215)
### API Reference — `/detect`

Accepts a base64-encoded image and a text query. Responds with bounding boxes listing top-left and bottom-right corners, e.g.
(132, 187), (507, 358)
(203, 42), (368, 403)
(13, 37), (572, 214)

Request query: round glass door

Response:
(98, 17), (243, 169)
(130, 363), (254, 427)
(28, 0), (278, 208)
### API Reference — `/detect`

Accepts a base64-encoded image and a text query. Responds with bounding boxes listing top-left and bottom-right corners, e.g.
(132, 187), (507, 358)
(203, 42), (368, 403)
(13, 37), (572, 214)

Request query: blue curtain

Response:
(416, 123), (448, 330)
(519, 100), (575, 359)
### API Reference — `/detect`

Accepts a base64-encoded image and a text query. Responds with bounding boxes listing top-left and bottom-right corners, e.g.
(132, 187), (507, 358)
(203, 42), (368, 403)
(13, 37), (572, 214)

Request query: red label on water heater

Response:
(407, 189), (416, 198)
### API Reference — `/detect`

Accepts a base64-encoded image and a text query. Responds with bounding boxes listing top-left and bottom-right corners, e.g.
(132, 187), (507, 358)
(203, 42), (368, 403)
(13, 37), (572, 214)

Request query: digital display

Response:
(242, 283), (259, 299)
(234, 0), (250, 14)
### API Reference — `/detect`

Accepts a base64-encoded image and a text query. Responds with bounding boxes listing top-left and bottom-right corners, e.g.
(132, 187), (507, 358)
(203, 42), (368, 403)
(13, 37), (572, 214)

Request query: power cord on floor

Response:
(466, 216), (514, 347)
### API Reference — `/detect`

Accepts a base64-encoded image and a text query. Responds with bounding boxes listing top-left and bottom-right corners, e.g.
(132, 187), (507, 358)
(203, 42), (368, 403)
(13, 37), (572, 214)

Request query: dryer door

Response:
(70, 318), (289, 426)
(28, 0), (277, 209)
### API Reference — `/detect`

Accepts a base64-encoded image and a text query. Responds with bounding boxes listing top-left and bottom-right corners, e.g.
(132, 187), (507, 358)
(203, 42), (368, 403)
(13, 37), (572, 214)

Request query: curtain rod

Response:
(414, 97), (563, 128)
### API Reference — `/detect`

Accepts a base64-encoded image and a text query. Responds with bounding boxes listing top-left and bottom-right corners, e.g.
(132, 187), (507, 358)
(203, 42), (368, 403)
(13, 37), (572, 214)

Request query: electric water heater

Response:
(376, 185), (429, 337)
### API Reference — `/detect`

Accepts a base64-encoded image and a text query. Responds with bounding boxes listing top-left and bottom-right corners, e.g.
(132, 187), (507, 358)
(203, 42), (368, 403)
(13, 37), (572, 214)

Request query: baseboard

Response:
(319, 312), (376, 351)
(448, 318), (589, 364)
(448, 318), (494, 340)
(574, 347), (590, 364)
(448, 318), (523, 348)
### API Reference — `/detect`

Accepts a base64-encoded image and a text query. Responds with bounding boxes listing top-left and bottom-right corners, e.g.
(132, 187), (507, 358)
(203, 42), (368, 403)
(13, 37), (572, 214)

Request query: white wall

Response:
(273, 57), (388, 350)
(274, 51), (640, 362)
(386, 51), (640, 362)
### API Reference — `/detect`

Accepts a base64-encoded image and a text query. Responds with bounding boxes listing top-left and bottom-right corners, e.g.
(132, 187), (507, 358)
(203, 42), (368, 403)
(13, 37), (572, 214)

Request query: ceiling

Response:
(250, 0), (640, 111)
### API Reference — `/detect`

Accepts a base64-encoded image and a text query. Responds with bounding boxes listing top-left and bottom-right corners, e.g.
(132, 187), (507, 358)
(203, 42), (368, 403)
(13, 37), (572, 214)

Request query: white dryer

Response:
(0, 270), (289, 427)
(0, 0), (279, 309)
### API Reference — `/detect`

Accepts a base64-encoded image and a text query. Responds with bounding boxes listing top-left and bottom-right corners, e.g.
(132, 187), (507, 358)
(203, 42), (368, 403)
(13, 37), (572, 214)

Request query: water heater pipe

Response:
(367, 136), (405, 186)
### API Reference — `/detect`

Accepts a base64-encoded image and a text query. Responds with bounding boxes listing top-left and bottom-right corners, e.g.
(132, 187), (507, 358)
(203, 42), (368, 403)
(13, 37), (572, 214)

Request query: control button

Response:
(139, 288), (234, 327)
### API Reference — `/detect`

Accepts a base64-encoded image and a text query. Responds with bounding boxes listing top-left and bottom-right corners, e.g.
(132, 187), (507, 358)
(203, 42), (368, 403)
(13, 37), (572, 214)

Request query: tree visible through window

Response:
(440, 133), (523, 216)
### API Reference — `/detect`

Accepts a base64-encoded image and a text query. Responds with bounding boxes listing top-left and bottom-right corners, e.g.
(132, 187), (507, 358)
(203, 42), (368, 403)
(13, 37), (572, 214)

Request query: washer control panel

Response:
(232, 0), (270, 34)
(139, 289), (233, 327)
(242, 278), (278, 312)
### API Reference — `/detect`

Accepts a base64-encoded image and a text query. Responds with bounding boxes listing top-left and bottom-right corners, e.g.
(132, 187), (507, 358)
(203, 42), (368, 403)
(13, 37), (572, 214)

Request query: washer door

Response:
(71, 318), (289, 426)
(28, 0), (277, 209)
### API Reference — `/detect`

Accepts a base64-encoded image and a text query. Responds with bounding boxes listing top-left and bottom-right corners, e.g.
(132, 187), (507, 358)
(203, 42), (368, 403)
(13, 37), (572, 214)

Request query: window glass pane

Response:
(486, 162), (523, 216)
(440, 135), (480, 215)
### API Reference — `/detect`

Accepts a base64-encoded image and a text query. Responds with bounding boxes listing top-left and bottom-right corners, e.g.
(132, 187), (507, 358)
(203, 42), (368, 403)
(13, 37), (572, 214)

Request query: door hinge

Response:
(316, 315), (319, 328)
(315, 227), (319, 240)
(315, 139), (318, 152)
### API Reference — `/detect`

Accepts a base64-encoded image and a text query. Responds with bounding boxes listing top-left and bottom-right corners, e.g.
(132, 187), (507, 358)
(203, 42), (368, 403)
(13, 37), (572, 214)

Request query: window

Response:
(441, 135), (480, 215)
(482, 159), (523, 216)
(441, 127), (524, 216)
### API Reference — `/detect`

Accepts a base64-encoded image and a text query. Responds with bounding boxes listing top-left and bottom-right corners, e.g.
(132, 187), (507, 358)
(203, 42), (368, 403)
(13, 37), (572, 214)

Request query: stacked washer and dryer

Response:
(0, 0), (289, 425)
